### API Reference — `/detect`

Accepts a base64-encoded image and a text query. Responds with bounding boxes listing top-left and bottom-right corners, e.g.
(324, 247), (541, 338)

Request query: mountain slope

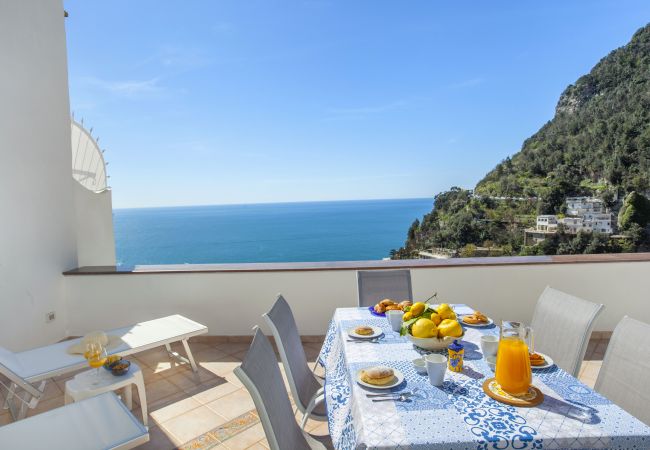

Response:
(394, 24), (650, 258)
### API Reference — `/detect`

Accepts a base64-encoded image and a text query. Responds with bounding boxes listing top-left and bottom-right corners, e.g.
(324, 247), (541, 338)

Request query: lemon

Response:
(402, 311), (413, 322)
(429, 312), (442, 326)
(437, 303), (455, 320)
(411, 318), (438, 338)
(410, 302), (426, 317)
(438, 319), (463, 338)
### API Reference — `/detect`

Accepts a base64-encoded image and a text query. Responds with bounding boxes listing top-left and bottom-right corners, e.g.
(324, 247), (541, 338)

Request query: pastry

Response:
(360, 366), (395, 385)
(530, 352), (546, 366)
(462, 311), (488, 324)
(398, 300), (413, 310)
(385, 305), (402, 311)
(355, 326), (374, 336)
(379, 299), (396, 307)
(374, 304), (386, 314)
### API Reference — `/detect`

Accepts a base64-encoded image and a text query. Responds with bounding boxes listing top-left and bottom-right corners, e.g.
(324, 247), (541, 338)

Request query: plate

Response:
(356, 368), (405, 390)
(368, 306), (385, 317)
(530, 352), (554, 370)
(348, 326), (384, 339)
(460, 315), (494, 328)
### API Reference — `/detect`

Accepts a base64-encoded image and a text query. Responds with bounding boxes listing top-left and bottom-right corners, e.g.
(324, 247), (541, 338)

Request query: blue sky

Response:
(64, 1), (650, 209)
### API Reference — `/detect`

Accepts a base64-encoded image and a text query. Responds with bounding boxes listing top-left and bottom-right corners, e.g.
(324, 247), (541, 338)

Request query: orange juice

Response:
(88, 357), (107, 369)
(495, 336), (531, 396)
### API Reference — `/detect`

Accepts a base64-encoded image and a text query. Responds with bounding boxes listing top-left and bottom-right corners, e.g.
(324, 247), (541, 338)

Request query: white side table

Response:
(65, 361), (148, 427)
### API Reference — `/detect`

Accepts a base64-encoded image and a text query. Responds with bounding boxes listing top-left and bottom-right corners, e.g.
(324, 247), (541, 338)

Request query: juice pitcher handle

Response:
(525, 326), (534, 354)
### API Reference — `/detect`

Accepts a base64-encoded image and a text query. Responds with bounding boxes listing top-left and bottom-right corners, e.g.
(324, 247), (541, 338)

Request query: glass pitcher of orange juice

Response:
(495, 321), (532, 396)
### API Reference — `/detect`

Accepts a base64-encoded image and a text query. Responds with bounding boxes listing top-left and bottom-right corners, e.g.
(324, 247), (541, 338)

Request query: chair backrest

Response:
(530, 286), (604, 377)
(357, 269), (412, 307)
(234, 328), (311, 450)
(263, 295), (321, 413)
(595, 316), (650, 425)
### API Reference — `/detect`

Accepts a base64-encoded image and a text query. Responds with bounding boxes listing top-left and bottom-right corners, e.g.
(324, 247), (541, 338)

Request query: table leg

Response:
(123, 385), (133, 410)
(134, 372), (148, 427)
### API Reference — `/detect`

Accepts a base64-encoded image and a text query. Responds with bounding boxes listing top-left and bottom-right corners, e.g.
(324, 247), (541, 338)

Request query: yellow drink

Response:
(88, 357), (107, 369)
(495, 336), (531, 396)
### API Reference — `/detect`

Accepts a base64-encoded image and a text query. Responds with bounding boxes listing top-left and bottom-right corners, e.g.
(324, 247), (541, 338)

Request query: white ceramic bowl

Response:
(407, 332), (464, 351)
(412, 358), (427, 374)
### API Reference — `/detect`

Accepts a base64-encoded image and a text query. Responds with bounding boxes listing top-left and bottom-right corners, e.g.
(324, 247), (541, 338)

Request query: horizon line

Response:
(113, 196), (434, 211)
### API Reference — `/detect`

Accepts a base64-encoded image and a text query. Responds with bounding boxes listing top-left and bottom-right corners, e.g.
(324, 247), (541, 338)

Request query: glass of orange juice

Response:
(84, 342), (108, 385)
(495, 321), (532, 396)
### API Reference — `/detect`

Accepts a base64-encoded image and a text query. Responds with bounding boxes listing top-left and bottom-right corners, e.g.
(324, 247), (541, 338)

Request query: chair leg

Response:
(3, 382), (16, 409)
(181, 339), (198, 373)
(134, 371), (148, 427)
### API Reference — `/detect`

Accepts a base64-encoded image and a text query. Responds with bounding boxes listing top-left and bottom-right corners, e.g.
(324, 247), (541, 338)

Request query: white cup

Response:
(480, 335), (499, 358)
(386, 310), (404, 333)
(425, 354), (447, 386)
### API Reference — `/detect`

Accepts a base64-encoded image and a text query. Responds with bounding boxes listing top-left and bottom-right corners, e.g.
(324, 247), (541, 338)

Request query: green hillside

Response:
(394, 24), (650, 259)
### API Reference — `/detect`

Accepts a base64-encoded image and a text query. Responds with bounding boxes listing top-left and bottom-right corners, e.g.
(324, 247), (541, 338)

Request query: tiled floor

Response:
(0, 336), (606, 449)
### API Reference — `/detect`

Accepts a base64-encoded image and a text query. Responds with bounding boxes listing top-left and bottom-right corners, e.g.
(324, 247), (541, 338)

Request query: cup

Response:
(480, 335), (499, 357)
(386, 310), (404, 333)
(425, 354), (447, 386)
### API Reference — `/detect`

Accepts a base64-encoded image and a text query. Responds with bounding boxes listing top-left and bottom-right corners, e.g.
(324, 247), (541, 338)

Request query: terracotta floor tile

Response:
(220, 423), (265, 449)
(215, 343), (252, 355)
(205, 389), (255, 421)
(245, 442), (268, 450)
(192, 380), (241, 405)
(146, 378), (181, 404)
(160, 405), (227, 444)
(150, 395), (202, 424)
(137, 425), (180, 450)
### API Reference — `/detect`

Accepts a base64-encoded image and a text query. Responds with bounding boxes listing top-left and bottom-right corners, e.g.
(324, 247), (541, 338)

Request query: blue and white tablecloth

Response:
(321, 306), (650, 449)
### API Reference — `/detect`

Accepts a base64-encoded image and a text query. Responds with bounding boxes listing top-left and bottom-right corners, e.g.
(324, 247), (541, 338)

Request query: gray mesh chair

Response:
(595, 316), (650, 425)
(234, 328), (332, 450)
(357, 269), (412, 307)
(263, 295), (326, 426)
(531, 286), (604, 377)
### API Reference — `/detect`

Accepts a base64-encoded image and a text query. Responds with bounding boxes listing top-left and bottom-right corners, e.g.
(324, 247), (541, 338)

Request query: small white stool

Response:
(64, 361), (148, 426)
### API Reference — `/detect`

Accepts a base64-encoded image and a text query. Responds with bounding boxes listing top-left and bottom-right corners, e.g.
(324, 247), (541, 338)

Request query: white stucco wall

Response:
(74, 184), (116, 266)
(0, 0), (76, 350)
(64, 261), (650, 337)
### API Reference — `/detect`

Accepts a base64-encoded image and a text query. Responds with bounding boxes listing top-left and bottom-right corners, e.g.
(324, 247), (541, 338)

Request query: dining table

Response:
(320, 304), (650, 449)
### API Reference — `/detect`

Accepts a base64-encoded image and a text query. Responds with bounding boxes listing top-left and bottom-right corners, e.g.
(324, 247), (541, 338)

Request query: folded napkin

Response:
(66, 331), (124, 355)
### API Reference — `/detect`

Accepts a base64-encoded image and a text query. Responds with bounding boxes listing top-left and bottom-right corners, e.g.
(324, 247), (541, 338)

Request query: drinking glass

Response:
(84, 342), (108, 385)
(495, 321), (532, 396)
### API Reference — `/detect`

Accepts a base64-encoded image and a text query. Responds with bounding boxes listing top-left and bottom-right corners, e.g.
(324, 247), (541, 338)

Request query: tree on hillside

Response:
(618, 191), (650, 229)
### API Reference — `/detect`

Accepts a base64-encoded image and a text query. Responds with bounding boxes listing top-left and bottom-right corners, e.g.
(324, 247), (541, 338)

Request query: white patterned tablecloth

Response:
(321, 306), (650, 450)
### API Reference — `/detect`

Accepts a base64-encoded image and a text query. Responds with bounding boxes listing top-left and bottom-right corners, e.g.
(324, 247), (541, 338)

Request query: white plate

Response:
(530, 352), (555, 370)
(460, 315), (494, 328)
(348, 326), (383, 339)
(356, 368), (405, 390)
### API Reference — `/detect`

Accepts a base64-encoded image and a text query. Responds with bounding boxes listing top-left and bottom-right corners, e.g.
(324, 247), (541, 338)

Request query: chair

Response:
(234, 328), (332, 450)
(357, 269), (412, 307)
(0, 392), (149, 449)
(594, 316), (650, 425)
(0, 314), (207, 420)
(263, 295), (326, 425)
(530, 286), (604, 377)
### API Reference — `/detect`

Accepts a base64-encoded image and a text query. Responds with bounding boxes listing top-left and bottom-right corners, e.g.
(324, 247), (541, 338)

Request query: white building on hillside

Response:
(566, 197), (606, 216)
(536, 215), (558, 231)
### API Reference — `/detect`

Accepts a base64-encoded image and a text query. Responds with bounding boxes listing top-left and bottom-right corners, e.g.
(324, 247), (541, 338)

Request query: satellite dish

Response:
(70, 119), (109, 192)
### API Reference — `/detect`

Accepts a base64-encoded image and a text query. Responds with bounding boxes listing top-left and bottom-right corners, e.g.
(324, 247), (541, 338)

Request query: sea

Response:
(114, 198), (432, 266)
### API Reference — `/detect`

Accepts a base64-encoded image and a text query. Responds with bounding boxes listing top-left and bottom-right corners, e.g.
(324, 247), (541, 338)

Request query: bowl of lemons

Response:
(401, 302), (464, 350)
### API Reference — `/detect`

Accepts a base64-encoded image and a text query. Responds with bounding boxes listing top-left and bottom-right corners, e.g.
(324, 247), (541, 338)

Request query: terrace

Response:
(0, 320), (611, 449)
(2, 2), (650, 449)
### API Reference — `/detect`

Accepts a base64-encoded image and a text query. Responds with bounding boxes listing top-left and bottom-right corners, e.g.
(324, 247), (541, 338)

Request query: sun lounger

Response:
(0, 392), (149, 449)
(1, 314), (207, 419)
